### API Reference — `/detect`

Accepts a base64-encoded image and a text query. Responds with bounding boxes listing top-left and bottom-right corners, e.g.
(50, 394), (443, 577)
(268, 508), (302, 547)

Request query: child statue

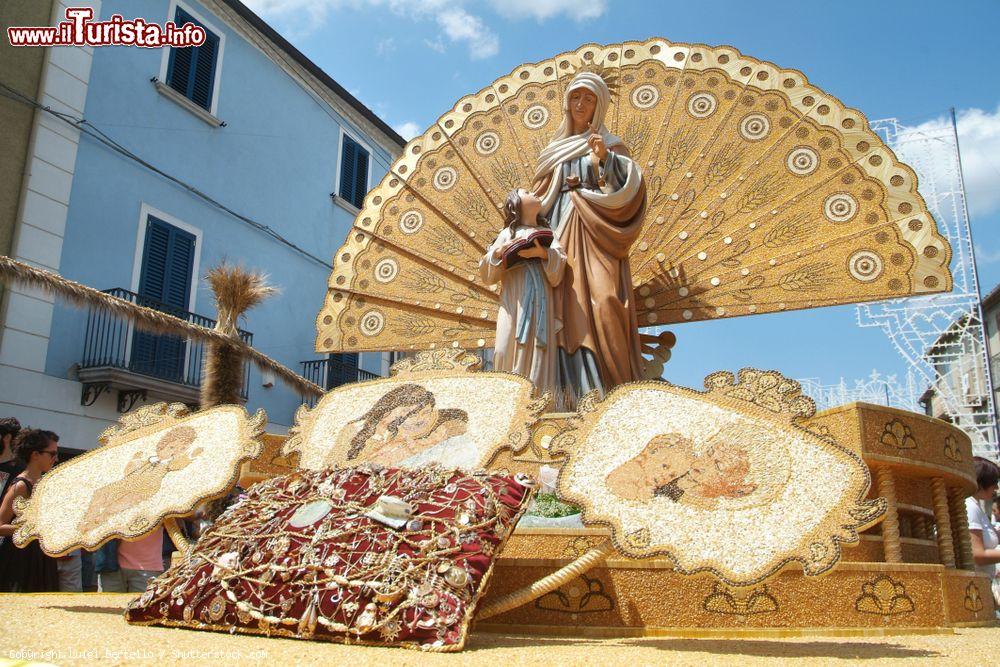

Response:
(480, 188), (567, 406)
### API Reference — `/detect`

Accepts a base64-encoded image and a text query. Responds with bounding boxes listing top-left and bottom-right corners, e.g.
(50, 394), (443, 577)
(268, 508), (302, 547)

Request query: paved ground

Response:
(1, 593), (997, 666)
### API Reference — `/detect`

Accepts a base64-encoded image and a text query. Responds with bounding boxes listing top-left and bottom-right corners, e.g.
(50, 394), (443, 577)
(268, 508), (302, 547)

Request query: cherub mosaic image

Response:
(605, 429), (760, 507)
(13, 404), (264, 556)
(327, 383), (470, 467)
(286, 374), (537, 471)
(554, 377), (883, 585)
(77, 425), (202, 535)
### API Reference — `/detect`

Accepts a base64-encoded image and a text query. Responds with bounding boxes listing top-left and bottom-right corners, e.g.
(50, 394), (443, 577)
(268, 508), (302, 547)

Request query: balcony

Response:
(78, 288), (252, 411)
(300, 357), (380, 404)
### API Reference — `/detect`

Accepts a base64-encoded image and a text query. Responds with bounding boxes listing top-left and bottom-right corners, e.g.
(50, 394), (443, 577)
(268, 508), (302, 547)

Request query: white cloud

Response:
(954, 106), (1000, 219)
(241, 0), (344, 38)
(975, 245), (1000, 265)
(244, 0), (499, 59)
(436, 7), (498, 59)
(487, 0), (606, 21)
(375, 37), (396, 56)
(897, 104), (1000, 220)
(393, 121), (422, 140)
(423, 37), (446, 53)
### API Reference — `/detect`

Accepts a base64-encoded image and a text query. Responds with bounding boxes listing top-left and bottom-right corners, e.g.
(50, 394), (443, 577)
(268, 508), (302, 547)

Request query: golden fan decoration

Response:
(316, 38), (951, 354)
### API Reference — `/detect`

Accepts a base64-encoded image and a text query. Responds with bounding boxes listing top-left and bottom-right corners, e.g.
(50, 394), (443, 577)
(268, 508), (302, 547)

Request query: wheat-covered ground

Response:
(0, 593), (996, 666)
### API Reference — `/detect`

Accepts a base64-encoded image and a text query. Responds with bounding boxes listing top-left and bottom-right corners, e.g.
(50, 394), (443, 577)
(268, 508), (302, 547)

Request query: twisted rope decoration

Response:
(475, 541), (615, 620)
(0, 256), (322, 397)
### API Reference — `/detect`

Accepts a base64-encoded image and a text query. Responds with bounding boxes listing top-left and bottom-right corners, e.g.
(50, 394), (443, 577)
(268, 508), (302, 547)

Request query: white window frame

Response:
(127, 202), (204, 368)
(159, 0), (227, 118)
(334, 126), (374, 210)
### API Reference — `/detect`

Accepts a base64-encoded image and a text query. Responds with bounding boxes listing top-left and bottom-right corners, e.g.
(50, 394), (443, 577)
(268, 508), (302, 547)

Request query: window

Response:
(166, 7), (220, 111)
(339, 134), (370, 209)
(326, 353), (359, 388)
(131, 216), (196, 382)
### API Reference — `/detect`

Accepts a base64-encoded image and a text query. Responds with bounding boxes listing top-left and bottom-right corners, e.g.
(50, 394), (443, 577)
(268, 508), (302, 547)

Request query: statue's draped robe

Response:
(533, 146), (646, 410)
(480, 226), (567, 403)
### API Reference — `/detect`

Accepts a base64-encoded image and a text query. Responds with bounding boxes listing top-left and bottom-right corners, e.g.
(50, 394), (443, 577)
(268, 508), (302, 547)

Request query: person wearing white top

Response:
(966, 456), (1000, 607)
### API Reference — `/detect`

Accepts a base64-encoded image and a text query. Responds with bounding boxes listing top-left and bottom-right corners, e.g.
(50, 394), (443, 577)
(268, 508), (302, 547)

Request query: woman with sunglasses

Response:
(0, 429), (60, 591)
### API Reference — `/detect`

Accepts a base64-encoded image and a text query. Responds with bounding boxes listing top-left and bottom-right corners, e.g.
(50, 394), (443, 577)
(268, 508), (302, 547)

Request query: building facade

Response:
(0, 0), (404, 450)
(920, 286), (1000, 457)
(982, 283), (1000, 432)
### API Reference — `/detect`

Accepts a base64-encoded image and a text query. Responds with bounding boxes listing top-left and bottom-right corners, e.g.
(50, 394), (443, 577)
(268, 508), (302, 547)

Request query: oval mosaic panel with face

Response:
(283, 356), (541, 474)
(13, 404), (264, 556)
(554, 378), (881, 585)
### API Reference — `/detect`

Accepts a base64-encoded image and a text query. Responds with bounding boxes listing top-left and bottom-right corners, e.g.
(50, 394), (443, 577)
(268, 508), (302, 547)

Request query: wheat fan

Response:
(316, 38), (952, 358)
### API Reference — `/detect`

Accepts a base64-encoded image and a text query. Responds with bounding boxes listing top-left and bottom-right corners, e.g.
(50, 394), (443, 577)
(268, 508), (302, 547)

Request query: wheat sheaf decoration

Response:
(0, 255), (321, 397)
(202, 262), (278, 408)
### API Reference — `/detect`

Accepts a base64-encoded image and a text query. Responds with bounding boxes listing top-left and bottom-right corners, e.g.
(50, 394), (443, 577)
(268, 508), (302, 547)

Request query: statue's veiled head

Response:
(563, 71), (612, 135)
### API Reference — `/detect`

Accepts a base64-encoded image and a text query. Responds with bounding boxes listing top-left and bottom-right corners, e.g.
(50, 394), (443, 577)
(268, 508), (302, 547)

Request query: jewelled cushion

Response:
(124, 465), (534, 651)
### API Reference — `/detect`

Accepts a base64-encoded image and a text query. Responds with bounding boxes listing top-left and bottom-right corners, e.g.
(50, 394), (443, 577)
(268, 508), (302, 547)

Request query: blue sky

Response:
(245, 0), (1000, 394)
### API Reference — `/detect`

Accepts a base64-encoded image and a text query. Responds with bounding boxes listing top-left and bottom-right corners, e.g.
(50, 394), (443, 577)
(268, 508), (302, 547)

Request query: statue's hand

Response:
(587, 131), (608, 162)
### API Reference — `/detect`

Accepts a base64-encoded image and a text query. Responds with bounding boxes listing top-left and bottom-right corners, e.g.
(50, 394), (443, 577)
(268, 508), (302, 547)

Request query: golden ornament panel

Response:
(805, 403), (976, 490)
(285, 350), (543, 470)
(327, 229), (498, 322)
(317, 288), (494, 353)
(550, 371), (883, 584)
(13, 403), (265, 556)
(480, 556), (994, 631)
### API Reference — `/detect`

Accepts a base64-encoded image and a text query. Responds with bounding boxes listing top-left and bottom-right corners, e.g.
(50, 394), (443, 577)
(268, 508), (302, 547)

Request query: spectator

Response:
(33, 429), (82, 593)
(100, 526), (165, 593)
(0, 418), (23, 525)
(0, 429), (59, 591)
(95, 539), (120, 592)
(56, 549), (83, 592)
(80, 548), (97, 592)
(967, 456), (1000, 605)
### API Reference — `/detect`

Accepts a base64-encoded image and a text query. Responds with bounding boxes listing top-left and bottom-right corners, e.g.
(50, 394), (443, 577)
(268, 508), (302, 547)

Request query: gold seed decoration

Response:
(284, 349), (545, 472)
(931, 477), (956, 568)
(314, 38), (952, 356)
(549, 368), (884, 586)
(12, 403), (265, 557)
(875, 466), (903, 563)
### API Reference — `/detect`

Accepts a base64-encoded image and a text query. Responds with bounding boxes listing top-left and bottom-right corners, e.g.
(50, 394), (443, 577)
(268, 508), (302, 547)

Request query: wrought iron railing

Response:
(80, 288), (252, 398)
(301, 358), (380, 391)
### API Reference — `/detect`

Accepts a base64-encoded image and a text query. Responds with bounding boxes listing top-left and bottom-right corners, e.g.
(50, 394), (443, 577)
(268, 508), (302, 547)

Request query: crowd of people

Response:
(0, 417), (174, 593)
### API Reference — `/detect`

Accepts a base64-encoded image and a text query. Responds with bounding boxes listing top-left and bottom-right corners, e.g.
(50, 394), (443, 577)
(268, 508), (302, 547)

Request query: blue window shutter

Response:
(166, 8), (218, 111)
(190, 31), (218, 110)
(166, 45), (193, 99)
(137, 221), (170, 305)
(339, 136), (358, 206)
(138, 217), (194, 310)
(326, 353), (358, 388)
(164, 229), (194, 313)
(353, 145), (369, 209)
(133, 217), (196, 381)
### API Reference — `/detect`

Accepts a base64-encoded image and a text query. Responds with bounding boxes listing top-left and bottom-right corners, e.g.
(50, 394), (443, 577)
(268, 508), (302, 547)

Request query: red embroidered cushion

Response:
(125, 465), (533, 651)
